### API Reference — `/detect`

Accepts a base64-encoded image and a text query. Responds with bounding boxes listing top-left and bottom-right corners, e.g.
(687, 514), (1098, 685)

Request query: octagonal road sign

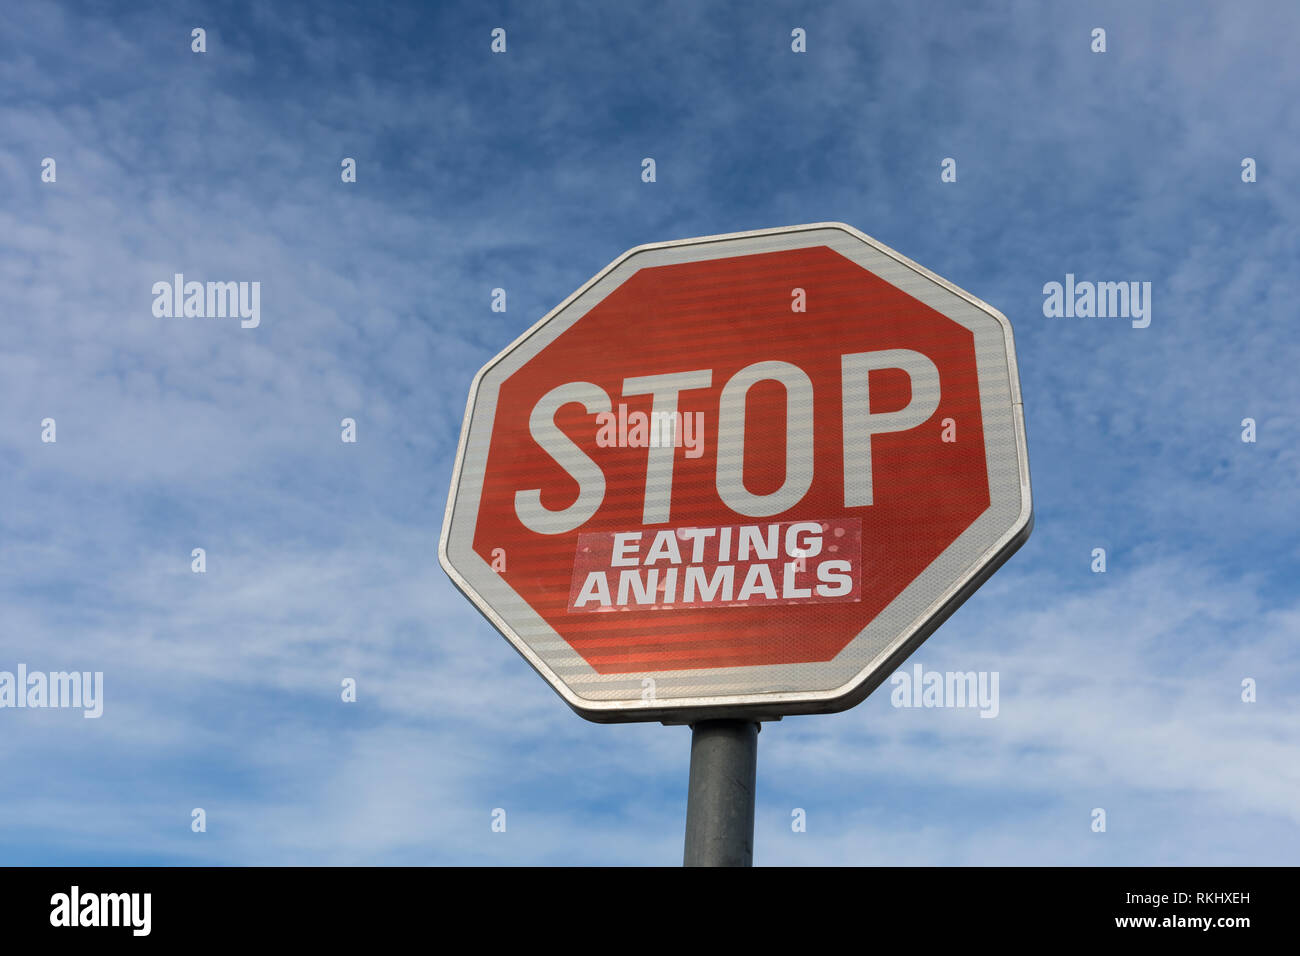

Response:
(439, 223), (1032, 723)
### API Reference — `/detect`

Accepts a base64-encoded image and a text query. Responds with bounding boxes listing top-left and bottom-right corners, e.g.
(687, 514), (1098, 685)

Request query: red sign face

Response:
(441, 224), (1031, 722)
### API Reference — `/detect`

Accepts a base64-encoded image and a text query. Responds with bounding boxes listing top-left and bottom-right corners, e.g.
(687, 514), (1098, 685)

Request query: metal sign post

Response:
(683, 720), (759, 866)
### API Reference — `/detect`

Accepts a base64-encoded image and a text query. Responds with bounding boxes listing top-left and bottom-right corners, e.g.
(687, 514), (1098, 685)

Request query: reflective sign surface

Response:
(440, 223), (1032, 722)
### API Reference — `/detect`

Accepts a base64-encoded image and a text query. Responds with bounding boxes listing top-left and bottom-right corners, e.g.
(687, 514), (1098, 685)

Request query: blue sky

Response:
(1, 0), (1297, 865)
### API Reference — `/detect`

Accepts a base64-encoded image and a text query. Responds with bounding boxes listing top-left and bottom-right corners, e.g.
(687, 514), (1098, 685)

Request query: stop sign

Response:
(440, 223), (1031, 722)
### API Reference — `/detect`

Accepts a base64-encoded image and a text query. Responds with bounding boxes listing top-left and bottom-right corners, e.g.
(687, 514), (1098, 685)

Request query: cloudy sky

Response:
(1, 0), (1296, 865)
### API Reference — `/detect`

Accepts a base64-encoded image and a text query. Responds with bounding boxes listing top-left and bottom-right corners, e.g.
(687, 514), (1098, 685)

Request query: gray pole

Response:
(683, 719), (759, 866)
